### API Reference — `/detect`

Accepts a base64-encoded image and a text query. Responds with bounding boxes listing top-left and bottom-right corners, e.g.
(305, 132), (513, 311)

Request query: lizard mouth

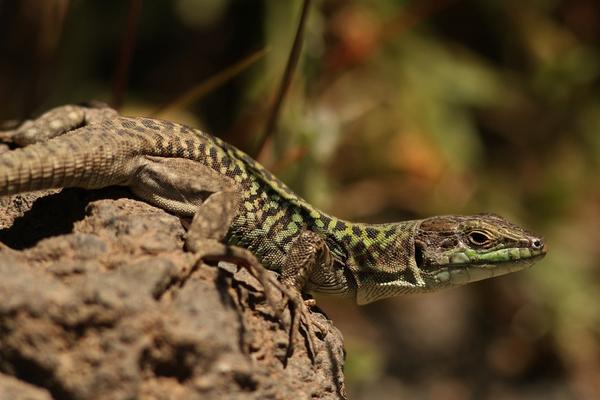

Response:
(443, 251), (546, 268)
(432, 254), (544, 285)
(414, 242), (546, 270)
(416, 247), (546, 286)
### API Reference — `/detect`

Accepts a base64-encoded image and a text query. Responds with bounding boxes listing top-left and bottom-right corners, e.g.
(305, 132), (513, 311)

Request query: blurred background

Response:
(1, 1), (599, 399)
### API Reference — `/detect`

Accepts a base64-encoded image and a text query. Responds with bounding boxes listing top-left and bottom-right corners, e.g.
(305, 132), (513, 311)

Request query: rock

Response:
(0, 373), (52, 400)
(0, 188), (346, 399)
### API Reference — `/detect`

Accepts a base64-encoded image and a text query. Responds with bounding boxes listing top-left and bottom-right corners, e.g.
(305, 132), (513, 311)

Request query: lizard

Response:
(0, 104), (546, 359)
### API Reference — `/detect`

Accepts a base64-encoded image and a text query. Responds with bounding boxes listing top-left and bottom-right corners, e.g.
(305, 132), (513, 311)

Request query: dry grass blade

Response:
(152, 48), (268, 117)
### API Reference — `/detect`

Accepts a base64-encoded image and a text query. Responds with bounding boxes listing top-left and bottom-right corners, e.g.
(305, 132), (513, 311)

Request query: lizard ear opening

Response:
(414, 241), (424, 268)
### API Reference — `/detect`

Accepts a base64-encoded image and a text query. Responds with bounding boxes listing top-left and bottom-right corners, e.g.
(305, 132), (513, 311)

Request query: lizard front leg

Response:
(281, 230), (333, 292)
(278, 230), (336, 360)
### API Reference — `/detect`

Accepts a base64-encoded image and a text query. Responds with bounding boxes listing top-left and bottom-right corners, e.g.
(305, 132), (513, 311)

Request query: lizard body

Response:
(0, 105), (546, 306)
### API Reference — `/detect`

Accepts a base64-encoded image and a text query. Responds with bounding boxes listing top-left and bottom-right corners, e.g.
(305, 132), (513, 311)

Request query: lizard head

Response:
(414, 214), (546, 290)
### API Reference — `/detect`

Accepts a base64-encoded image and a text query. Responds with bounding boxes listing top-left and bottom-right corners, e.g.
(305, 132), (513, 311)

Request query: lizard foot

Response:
(187, 238), (323, 364)
(282, 291), (324, 364)
(0, 104), (117, 146)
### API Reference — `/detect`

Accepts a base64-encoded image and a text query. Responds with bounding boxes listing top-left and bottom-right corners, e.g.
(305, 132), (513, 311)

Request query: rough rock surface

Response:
(0, 188), (346, 399)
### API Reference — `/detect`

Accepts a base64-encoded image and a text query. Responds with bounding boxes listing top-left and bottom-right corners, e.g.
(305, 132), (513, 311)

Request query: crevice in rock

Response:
(3, 353), (74, 400)
(139, 340), (197, 383)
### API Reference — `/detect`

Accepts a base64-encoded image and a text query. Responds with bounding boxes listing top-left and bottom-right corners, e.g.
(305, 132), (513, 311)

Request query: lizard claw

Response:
(283, 293), (323, 364)
(188, 239), (323, 365)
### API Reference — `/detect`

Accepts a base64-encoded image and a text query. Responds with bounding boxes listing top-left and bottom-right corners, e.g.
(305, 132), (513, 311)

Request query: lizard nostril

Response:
(532, 238), (543, 250)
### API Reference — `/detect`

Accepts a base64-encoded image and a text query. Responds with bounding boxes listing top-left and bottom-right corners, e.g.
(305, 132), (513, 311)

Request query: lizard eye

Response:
(468, 231), (492, 247)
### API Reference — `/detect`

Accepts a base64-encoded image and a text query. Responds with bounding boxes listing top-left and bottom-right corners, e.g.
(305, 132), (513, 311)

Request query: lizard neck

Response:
(334, 220), (423, 304)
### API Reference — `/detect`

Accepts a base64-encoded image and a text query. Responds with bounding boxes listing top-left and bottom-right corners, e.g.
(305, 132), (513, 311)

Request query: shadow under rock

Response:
(0, 187), (132, 250)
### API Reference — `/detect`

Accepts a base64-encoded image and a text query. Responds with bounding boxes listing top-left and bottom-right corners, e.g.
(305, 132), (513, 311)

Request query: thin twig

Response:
(111, 0), (142, 110)
(254, 0), (312, 160)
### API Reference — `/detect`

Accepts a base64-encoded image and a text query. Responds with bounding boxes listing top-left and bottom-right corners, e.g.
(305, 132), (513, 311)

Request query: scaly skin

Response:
(0, 105), (546, 306)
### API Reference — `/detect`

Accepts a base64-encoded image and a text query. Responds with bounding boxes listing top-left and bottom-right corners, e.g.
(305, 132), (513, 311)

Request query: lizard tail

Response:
(0, 130), (130, 196)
